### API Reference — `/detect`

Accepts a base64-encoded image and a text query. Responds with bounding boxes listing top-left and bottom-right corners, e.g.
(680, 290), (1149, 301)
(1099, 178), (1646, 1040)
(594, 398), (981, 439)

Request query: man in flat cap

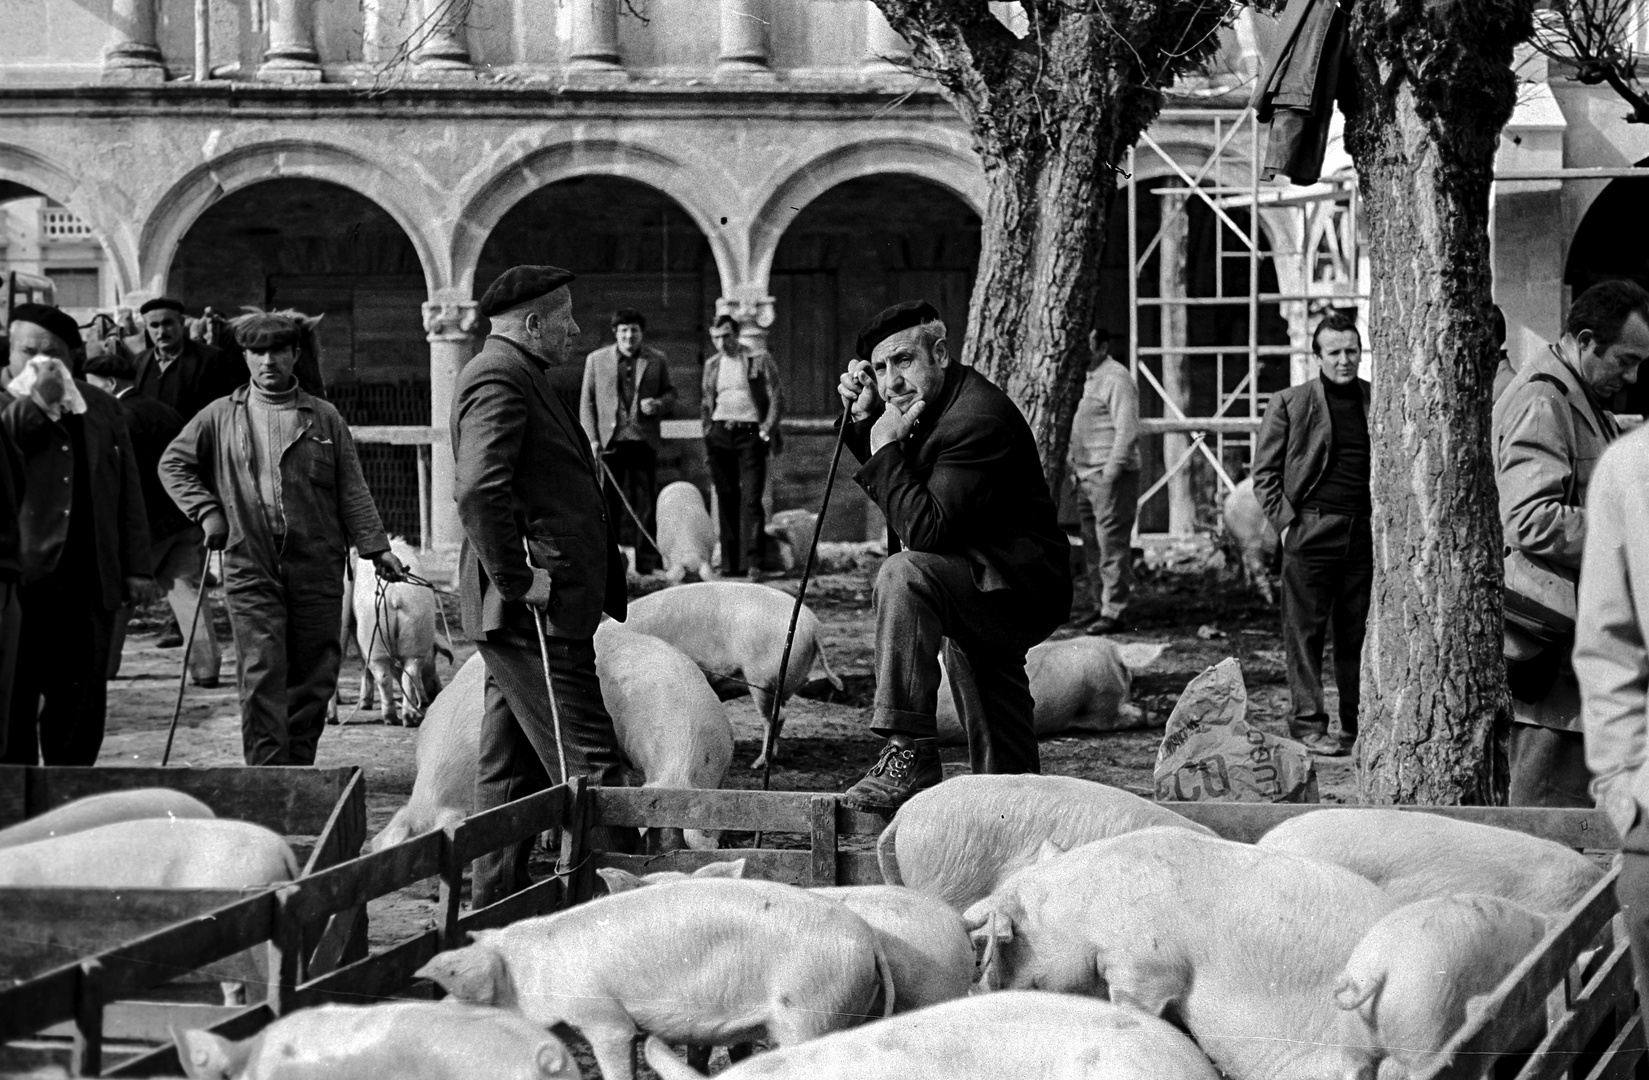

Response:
(453, 265), (633, 905)
(161, 312), (402, 767)
(836, 300), (1072, 810)
(0, 303), (153, 766)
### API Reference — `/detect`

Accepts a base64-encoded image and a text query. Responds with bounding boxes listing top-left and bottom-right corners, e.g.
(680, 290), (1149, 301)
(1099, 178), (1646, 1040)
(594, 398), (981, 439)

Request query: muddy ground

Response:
(93, 544), (1359, 1075)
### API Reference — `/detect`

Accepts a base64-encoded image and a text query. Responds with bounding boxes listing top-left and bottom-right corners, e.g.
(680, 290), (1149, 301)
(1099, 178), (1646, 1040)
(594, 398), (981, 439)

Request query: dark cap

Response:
(233, 312), (302, 352)
(479, 265), (576, 319)
(139, 297), (186, 317)
(8, 303), (83, 353)
(854, 299), (941, 360)
(83, 348), (137, 381)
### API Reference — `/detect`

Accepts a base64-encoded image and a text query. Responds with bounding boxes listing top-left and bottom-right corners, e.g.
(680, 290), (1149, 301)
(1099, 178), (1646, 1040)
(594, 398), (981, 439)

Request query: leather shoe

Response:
(841, 735), (942, 811)
(157, 617), (184, 649)
(1298, 730), (1349, 757)
(1085, 614), (1122, 636)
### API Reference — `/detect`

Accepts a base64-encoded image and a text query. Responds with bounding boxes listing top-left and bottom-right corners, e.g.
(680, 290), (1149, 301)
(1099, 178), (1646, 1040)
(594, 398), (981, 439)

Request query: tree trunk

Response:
(1343, 1), (1532, 803)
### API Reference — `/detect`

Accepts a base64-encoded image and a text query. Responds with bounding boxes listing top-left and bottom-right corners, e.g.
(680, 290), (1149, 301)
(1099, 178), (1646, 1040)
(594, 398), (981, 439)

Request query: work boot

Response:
(841, 734), (942, 812)
(1298, 731), (1349, 757)
(157, 615), (183, 649)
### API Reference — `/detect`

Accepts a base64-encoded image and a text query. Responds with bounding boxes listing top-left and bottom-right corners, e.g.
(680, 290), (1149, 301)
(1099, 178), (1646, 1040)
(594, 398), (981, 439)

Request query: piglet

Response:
(1222, 476), (1279, 604)
(173, 1000), (579, 1080)
(935, 637), (1167, 744)
(416, 877), (894, 1080)
(0, 788), (215, 851)
(350, 537), (449, 725)
(655, 481), (718, 584)
(623, 582), (844, 769)
(643, 992), (1222, 1080)
(0, 817), (297, 888)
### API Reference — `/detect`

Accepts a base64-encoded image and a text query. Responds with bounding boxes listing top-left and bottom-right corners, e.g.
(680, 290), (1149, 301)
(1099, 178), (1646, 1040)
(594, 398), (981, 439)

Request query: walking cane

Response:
(162, 547), (213, 767)
(523, 536), (570, 786)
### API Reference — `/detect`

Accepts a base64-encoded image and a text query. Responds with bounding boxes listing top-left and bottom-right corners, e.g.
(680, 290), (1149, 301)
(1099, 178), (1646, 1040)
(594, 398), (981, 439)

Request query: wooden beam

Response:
(0, 887), (254, 983)
(283, 830), (444, 928)
(448, 786), (565, 867)
(289, 930), (441, 1012)
(809, 795), (836, 886)
(590, 849), (882, 886)
(302, 768), (367, 877)
(457, 877), (565, 936)
(1512, 939), (1637, 1080)
(102, 1004), (273, 1078)
(594, 788), (826, 834)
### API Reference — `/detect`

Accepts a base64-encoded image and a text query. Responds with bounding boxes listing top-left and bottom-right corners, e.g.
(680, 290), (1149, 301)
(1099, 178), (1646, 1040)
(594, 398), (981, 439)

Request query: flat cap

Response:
(8, 303), (83, 353)
(479, 265), (576, 319)
(855, 299), (941, 360)
(139, 297), (186, 316)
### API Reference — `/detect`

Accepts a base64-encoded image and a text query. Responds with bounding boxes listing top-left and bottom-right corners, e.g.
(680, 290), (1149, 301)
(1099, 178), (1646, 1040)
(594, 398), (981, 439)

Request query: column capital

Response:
(423, 300), (478, 341)
(716, 289), (775, 330)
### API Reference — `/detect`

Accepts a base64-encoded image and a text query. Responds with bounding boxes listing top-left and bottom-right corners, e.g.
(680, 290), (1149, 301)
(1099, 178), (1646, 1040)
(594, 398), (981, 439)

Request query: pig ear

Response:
(172, 1027), (234, 1080)
(1036, 839), (1065, 863)
(597, 868), (645, 894)
(691, 859), (746, 879)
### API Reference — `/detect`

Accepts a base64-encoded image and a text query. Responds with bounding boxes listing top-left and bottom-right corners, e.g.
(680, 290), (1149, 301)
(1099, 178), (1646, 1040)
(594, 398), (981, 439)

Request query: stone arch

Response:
(749, 136), (986, 285)
(139, 140), (445, 296)
(0, 143), (137, 296)
(451, 141), (735, 297)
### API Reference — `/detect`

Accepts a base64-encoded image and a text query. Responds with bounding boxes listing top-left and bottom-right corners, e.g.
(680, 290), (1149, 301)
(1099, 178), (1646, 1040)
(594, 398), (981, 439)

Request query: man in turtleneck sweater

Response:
(161, 312), (403, 767)
(1251, 309), (1373, 757)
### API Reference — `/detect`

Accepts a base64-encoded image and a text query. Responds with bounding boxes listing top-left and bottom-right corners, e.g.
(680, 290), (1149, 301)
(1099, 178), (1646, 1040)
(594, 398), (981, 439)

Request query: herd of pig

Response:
(5, 776), (1601, 1079)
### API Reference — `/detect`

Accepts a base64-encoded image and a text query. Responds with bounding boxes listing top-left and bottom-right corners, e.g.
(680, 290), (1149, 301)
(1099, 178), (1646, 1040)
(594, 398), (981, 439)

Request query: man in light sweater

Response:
(161, 312), (404, 766)
(1068, 327), (1140, 634)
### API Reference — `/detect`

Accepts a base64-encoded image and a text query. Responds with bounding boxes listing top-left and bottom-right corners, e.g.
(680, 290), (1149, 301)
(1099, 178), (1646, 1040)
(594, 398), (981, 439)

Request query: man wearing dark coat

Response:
(134, 297), (240, 426)
(836, 300), (1073, 811)
(452, 265), (634, 905)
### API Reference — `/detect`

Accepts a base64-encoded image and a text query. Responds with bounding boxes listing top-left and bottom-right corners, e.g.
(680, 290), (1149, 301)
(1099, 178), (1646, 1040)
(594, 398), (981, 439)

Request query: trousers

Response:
(1507, 723), (1594, 808)
(1616, 815), (1649, 1054)
(1280, 508), (1372, 738)
(871, 549), (1045, 775)
(108, 527), (222, 683)
(601, 441), (660, 574)
(705, 421), (769, 575)
(1075, 469), (1139, 619)
(473, 629), (631, 907)
(223, 550), (346, 766)
(2, 575), (114, 765)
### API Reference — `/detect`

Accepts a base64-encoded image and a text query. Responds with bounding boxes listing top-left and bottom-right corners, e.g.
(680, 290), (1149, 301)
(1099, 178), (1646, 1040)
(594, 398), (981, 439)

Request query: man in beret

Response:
(453, 265), (633, 905)
(161, 312), (402, 766)
(0, 303), (154, 766)
(83, 349), (220, 687)
(835, 300), (1072, 810)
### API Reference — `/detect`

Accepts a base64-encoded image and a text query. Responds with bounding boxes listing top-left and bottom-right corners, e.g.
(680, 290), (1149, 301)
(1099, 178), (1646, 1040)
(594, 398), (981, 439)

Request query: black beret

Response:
(139, 297), (186, 316)
(83, 347), (137, 381)
(8, 303), (83, 353)
(855, 299), (941, 360)
(479, 265), (576, 319)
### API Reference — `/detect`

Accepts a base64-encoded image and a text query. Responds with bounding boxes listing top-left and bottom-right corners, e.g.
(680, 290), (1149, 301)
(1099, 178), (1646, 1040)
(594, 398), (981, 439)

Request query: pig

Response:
(876, 773), (1215, 910)
(0, 788), (215, 850)
(369, 623), (735, 853)
(349, 537), (449, 726)
(1256, 808), (1605, 917)
(599, 863), (973, 1013)
(934, 637), (1168, 744)
(1222, 475), (1279, 604)
(173, 1000), (580, 1080)
(415, 877), (895, 1080)
(0, 817), (298, 888)
(656, 481), (719, 584)
(642, 992), (1223, 1080)
(965, 827), (1396, 1080)
(764, 508), (819, 572)
(623, 582), (845, 769)
(1335, 895), (1549, 1079)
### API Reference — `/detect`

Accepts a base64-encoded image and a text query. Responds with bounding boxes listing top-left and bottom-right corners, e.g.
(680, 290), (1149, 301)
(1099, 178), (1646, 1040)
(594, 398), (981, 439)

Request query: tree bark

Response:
(1343, 0), (1533, 803)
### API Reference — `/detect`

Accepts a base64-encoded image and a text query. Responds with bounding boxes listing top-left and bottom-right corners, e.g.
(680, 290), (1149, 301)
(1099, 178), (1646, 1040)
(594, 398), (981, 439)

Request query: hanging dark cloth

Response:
(1253, 0), (1351, 186)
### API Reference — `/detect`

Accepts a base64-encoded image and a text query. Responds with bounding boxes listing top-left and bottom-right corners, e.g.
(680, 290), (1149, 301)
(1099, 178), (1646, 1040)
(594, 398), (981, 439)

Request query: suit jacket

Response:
(134, 339), (235, 422)
(0, 381), (152, 609)
(452, 335), (626, 641)
(846, 364), (1072, 637)
(1251, 376), (1373, 536)
(579, 343), (677, 452)
(115, 388), (189, 543)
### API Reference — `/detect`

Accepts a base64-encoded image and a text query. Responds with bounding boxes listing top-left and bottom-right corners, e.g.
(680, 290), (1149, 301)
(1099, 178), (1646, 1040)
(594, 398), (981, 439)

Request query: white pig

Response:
(0, 788), (215, 850)
(623, 582), (844, 769)
(966, 827), (1395, 1080)
(173, 1000), (580, 1080)
(350, 537), (449, 725)
(1256, 808), (1605, 917)
(934, 637), (1168, 744)
(598, 864), (972, 1014)
(370, 624), (734, 853)
(643, 992), (1223, 1080)
(656, 481), (718, 584)
(415, 877), (895, 1080)
(0, 817), (297, 887)
(1335, 895), (1549, 1079)
(1222, 476), (1279, 604)
(765, 508), (819, 572)
(877, 773), (1215, 910)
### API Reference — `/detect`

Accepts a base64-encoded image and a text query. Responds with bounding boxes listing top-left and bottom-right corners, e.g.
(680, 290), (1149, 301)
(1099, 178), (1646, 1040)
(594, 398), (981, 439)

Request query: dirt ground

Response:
(93, 543), (1360, 1075)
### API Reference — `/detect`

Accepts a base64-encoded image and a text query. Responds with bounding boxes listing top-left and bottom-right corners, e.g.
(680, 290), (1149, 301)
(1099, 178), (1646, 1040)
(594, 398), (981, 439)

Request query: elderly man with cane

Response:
(453, 265), (635, 907)
(835, 300), (1072, 811)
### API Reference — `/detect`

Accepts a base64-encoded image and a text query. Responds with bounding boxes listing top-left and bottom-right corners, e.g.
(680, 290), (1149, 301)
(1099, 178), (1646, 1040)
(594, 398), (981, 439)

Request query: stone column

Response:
(568, 0), (626, 83)
(862, 1), (909, 73)
(103, 0), (166, 84)
(423, 298), (478, 555)
(260, 0), (322, 82)
(1159, 187), (1196, 535)
(717, 0), (774, 81)
(413, 0), (474, 75)
(715, 286), (776, 357)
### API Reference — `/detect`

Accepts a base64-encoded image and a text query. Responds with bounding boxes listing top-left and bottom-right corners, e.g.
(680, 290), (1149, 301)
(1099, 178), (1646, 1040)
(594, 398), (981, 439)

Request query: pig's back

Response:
(624, 582), (789, 669)
(370, 651), (486, 850)
(0, 818), (298, 888)
(0, 789), (215, 851)
(594, 621), (731, 779)
(809, 885), (973, 1010)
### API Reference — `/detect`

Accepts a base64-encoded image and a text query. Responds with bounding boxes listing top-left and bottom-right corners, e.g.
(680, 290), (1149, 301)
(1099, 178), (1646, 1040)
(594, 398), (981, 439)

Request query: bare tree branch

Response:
(1531, 0), (1649, 123)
